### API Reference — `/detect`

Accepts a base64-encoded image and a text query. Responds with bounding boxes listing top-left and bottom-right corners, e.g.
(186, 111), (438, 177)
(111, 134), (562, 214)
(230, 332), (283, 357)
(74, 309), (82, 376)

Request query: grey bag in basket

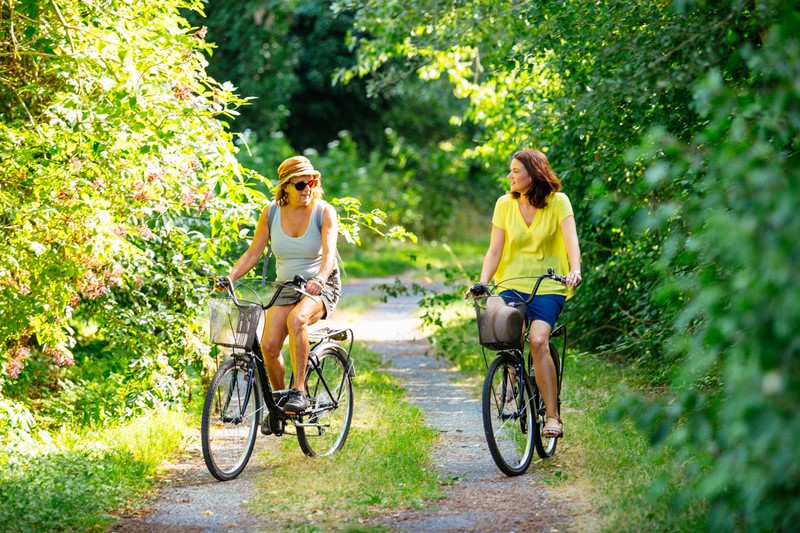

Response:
(477, 295), (525, 350)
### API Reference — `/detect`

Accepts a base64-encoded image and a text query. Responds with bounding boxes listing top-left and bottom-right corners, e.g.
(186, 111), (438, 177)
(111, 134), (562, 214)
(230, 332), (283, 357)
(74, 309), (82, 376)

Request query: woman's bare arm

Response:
(228, 206), (271, 281)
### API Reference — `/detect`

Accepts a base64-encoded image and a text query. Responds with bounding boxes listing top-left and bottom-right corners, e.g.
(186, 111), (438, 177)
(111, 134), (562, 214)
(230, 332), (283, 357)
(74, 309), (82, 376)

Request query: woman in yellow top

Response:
(472, 149), (582, 438)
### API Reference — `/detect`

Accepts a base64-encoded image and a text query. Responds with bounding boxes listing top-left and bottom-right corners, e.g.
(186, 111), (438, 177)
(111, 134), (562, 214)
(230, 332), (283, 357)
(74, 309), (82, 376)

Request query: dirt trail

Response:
(112, 278), (582, 532)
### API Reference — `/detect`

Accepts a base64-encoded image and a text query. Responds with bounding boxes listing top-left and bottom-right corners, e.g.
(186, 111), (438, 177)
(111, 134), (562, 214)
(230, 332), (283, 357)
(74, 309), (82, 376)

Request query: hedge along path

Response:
(336, 278), (579, 532)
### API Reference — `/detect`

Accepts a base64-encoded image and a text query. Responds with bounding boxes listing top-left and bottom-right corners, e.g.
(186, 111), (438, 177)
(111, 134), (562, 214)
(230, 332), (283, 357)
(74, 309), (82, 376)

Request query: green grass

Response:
(429, 301), (708, 532)
(551, 354), (706, 532)
(0, 411), (188, 532)
(248, 341), (444, 531)
(339, 239), (486, 279)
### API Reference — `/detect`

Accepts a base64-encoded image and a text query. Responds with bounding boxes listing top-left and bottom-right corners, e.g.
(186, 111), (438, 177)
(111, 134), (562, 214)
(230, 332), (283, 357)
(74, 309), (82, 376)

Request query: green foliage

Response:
(341, 0), (750, 361)
(183, 0), (301, 136)
(188, 0), (470, 156)
(239, 125), (490, 241)
(0, 411), (187, 532)
(0, 0), (259, 419)
(621, 3), (800, 529)
(344, 0), (800, 528)
(0, 0), (414, 448)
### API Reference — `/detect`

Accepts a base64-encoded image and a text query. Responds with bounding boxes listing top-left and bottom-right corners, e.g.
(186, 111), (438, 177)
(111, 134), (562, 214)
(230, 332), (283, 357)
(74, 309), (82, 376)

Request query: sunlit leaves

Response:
(0, 0), (257, 413)
(342, 0), (800, 528)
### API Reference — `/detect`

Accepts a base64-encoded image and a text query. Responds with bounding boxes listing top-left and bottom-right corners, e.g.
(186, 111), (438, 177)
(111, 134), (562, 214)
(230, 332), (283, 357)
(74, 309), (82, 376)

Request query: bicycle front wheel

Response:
(482, 355), (534, 476)
(201, 357), (261, 481)
(297, 348), (353, 457)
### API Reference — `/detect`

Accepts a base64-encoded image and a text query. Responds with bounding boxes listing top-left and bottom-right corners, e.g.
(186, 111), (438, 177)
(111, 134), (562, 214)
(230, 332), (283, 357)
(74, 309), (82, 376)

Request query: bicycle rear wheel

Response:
(201, 357), (261, 481)
(533, 342), (561, 458)
(482, 355), (534, 476)
(297, 348), (353, 457)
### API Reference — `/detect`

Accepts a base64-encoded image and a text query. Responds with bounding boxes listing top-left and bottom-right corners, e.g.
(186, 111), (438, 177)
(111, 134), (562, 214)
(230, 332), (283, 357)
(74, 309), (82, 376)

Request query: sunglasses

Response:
(290, 178), (317, 191)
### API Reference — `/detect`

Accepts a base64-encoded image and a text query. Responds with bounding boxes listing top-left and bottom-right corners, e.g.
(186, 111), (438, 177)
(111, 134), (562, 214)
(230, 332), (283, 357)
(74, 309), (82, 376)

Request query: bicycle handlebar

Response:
(467, 268), (568, 301)
(524, 268), (566, 304)
(215, 275), (319, 308)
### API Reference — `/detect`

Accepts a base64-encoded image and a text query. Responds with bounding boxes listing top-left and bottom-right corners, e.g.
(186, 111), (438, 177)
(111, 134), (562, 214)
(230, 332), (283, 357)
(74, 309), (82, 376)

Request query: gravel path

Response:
(112, 278), (581, 532)
(349, 280), (575, 533)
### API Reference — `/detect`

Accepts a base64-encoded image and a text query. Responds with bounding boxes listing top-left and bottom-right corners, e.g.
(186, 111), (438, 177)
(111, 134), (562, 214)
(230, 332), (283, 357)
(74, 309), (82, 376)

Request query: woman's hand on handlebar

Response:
(305, 276), (324, 297)
(564, 270), (582, 289)
(214, 276), (232, 292)
(465, 282), (488, 300)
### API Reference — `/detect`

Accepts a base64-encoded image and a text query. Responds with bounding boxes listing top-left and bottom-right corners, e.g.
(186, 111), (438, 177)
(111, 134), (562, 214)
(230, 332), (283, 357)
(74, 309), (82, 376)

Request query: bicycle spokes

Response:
(296, 349), (353, 457)
(482, 356), (534, 476)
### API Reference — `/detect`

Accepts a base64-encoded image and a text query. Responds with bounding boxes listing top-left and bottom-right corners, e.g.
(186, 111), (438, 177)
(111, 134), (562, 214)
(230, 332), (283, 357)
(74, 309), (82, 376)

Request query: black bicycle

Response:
(469, 269), (568, 476)
(201, 276), (355, 481)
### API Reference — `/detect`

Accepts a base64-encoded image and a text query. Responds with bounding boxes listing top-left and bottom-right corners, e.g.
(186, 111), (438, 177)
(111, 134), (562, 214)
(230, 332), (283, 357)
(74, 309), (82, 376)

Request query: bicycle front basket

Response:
(475, 295), (525, 350)
(208, 298), (262, 349)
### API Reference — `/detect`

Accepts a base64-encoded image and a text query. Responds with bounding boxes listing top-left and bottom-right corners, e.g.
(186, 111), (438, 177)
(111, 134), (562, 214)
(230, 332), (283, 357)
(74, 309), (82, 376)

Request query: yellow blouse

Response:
(491, 192), (574, 299)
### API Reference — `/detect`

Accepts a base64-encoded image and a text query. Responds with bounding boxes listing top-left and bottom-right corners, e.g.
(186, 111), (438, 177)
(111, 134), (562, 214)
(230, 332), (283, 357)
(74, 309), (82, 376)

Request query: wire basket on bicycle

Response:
(474, 294), (526, 351)
(208, 297), (262, 349)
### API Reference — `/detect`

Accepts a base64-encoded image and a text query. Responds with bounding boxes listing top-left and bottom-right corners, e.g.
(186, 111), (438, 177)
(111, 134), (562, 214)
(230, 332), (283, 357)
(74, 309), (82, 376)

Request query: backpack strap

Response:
(261, 202), (277, 288)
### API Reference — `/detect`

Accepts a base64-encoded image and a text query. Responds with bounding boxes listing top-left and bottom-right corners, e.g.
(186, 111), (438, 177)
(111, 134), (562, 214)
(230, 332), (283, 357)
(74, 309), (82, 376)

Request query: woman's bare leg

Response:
(286, 297), (325, 394)
(528, 320), (561, 434)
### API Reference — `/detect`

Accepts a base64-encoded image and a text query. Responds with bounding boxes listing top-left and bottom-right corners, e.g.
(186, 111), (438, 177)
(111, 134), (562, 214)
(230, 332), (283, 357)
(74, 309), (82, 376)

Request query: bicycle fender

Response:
(313, 341), (356, 378)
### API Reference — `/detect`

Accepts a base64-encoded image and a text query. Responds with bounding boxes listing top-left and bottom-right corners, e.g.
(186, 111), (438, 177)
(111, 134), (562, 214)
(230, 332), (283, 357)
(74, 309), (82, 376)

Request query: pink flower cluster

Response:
(136, 224), (154, 239)
(180, 185), (196, 205)
(80, 270), (109, 299)
(78, 263), (124, 300)
(4, 269), (31, 296)
(173, 84), (192, 100)
(44, 346), (74, 367)
(6, 345), (31, 379)
(180, 186), (214, 211)
(131, 181), (151, 202)
(145, 167), (166, 182)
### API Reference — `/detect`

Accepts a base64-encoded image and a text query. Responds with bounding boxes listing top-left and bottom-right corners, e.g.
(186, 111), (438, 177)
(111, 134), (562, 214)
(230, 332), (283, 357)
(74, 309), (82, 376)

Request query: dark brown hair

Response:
(511, 149), (561, 208)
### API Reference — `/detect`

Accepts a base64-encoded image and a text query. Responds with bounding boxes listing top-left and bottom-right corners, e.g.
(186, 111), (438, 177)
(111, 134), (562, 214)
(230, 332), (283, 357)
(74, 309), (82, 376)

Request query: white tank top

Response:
(270, 201), (325, 281)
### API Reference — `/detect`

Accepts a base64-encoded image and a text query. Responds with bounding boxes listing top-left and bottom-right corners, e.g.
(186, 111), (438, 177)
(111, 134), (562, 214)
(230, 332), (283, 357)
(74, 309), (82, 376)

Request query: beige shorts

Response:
(271, 270), (341, 318)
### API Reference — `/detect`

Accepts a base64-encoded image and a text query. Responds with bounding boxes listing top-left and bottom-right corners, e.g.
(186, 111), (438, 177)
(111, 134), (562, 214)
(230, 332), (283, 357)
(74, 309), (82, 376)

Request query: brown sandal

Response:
(543, 415), (563, 438)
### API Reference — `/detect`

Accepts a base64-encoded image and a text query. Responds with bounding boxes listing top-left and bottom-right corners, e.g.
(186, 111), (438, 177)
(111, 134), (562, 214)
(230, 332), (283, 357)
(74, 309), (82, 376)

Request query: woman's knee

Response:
(528, 333), (549, 356)
(261, 339), (284, 358)
(286, 309), (311, 332)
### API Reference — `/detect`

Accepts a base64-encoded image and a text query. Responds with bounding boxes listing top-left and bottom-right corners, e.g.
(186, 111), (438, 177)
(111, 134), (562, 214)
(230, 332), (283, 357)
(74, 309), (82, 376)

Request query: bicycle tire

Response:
(533, 342), (561, 458)
(201, 357), (261, 481)
(297, 348), (353, 457)
(482, 355), (534, 476)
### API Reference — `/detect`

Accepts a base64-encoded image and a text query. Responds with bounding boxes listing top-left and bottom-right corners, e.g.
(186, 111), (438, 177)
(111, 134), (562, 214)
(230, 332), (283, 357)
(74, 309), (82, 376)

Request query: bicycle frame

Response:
(214, 277), (353, 431)
(203, 276), (356, 479)
(477, 269), (569, 474)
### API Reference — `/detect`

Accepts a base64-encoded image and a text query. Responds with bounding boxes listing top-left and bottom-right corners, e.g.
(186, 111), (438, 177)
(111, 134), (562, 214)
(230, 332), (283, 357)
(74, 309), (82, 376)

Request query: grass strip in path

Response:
(249, 341), (444, 531)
